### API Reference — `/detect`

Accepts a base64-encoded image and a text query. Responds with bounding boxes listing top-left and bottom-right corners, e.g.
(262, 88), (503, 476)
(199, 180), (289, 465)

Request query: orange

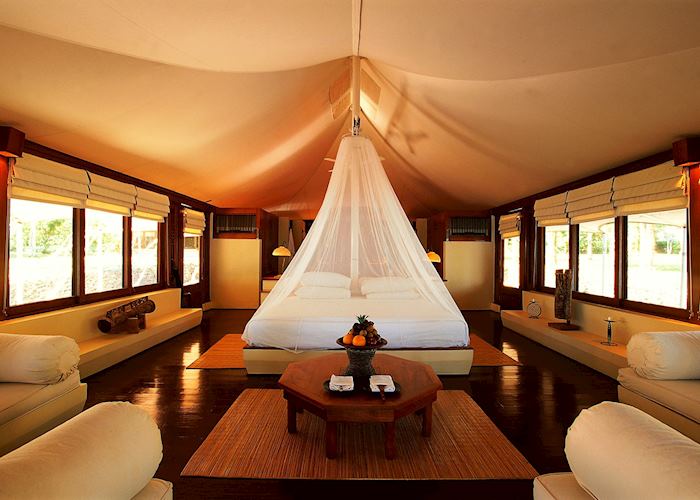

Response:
(352, 335), (366, 347)
(342, 333), (354, 345)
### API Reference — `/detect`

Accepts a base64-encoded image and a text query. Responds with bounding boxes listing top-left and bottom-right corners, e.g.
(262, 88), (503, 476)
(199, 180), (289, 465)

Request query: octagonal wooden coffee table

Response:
(278, 353), (442, 459)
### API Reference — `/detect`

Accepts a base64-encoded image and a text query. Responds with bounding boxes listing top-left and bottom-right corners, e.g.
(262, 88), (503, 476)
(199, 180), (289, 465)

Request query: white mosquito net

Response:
(242, 135), (469, 351)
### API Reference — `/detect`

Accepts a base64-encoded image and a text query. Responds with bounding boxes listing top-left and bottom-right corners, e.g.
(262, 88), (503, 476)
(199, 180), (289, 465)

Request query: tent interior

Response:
(0, 1), (699, 499)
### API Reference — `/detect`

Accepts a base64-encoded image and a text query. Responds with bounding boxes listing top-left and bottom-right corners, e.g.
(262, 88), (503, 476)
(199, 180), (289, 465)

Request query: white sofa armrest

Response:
(565, 401), (700, 499)
(0, 333), (79, 384)
(0, 402), (163, 500)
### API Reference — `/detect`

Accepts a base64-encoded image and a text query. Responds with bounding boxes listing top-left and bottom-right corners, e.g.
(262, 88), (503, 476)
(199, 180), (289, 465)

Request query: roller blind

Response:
(612, 161), (687, 216)
(183, 208), (206, 235)
(534, 192), (568, 227)
(498, 212), (521, 238)
(134, 187), (170, 222)
(9, 154), (89, 207)
(566, 178), (614, 224)
(86, 172), (136, 216)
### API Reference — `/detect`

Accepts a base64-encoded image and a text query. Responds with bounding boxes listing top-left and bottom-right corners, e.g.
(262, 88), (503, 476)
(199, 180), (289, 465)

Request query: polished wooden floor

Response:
(84, 310), (617, 499)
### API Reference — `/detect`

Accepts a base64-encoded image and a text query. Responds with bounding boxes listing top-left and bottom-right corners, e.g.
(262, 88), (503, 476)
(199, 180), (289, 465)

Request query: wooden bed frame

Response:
(243, 346), (473, 375)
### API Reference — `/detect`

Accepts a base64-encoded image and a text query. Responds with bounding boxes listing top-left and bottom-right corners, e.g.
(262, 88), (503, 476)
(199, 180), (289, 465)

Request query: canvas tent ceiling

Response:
(0, 0), (699, 217)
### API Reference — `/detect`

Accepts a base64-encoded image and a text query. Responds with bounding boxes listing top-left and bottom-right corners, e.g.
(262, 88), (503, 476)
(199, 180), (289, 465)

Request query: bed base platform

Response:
(243, 346), (473, 375)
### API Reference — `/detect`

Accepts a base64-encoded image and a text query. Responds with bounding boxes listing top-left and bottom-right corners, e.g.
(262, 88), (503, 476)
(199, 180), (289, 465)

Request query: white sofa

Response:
(534, 401), (700, 499)
(0, 333), (87, 456)
(0, 401), (172, 500)
(617, 331), (700, 442)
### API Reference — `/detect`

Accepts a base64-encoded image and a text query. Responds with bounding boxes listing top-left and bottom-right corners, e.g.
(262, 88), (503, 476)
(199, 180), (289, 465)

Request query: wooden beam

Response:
(673, 137), (700, 167)
(0, 127), (25, 158)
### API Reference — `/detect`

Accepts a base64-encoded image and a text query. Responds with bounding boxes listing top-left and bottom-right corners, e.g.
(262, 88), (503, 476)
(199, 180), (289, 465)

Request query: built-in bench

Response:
(501, 310), (626, 378)
(0, 289), (202, 377)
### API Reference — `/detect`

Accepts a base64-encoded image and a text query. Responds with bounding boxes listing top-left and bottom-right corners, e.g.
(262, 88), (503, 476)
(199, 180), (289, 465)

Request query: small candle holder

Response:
(602, 318), (617, 346)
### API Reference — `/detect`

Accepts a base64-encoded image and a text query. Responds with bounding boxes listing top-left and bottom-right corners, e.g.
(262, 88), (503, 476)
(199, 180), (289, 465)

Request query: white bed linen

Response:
(243, 296), (469, 351)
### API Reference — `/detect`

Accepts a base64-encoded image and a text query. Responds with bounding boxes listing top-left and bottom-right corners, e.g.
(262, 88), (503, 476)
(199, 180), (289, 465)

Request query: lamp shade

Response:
(427, 251), (441, 263)
(272, 246), (292, 257)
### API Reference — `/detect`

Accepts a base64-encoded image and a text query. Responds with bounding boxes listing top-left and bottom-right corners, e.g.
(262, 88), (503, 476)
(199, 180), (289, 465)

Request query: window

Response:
(627, 209), (688, 309)
(543, 225), (569, 288)
(502, 236), (520, 288)
(85, 209), (124, 294)
(132, 218), (159, 287)
(8, 199), (74, 306)
(183, 233), (201, 286)
(578, 218), (615, 297)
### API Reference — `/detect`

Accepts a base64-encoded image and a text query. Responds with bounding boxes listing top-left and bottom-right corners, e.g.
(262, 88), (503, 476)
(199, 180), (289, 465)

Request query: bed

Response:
(243, 296), (469, 351)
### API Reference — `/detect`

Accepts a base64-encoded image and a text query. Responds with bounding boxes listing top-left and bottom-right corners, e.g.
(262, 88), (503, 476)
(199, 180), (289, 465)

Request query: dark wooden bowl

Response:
(336, 337), (388, 350)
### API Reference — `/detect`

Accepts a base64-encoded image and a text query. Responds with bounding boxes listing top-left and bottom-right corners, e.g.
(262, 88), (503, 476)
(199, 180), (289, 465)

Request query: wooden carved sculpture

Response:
(548, 269), (579, 331)
(98, 297), (156, 334)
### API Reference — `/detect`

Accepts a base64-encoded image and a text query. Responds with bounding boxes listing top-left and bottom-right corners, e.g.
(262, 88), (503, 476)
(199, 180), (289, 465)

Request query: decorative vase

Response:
(343, 347), (378, 378)
(336, 338), (388, 387)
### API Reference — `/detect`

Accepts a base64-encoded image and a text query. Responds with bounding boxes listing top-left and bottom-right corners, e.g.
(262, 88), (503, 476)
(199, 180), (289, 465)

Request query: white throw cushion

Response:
(0, 333), (80, 385)
(300, 272), (351, 289)
(296, 286), (351, 299)
(565, 401), (700, 500)
(359, 277), (415, 295)
(627, 331), (700, 380)
(0, 401), (163, 500)
(365, 290), (420, 300)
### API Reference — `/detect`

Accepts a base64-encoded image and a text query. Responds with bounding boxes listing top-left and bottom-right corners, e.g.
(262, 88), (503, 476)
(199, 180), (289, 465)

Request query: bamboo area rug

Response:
(181, 389), (537, 480)
(187, 334), (246, 369)
(187, 334), (519, 369)
(469, 334), (521, 367)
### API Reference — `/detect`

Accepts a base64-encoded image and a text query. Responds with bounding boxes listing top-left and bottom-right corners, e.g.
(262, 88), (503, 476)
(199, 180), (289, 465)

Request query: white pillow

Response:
(296, 286), (351, 299)
(0, 402), (163, 500)
(365, 290), (420, 300)
(359, 277), (415, 295)
(627, 331), (700, 380)
(300, 272), (351, 289)
(565, 401), (700, 500)
(0, 333), (80, 384)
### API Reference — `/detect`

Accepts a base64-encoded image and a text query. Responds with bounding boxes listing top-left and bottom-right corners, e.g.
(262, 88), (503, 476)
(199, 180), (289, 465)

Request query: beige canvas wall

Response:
(443, 239), (494, 310)
(210, 239), (261, 309)
(523, 290), (698, 344)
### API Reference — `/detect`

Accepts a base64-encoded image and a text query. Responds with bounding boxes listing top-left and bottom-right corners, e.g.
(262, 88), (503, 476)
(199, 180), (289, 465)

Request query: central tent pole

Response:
(351, 55), (361, 135)
(350, 55), (361, 281)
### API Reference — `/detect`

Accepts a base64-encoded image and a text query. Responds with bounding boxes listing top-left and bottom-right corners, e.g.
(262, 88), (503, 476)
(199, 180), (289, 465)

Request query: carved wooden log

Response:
(98, 297), (156, 333)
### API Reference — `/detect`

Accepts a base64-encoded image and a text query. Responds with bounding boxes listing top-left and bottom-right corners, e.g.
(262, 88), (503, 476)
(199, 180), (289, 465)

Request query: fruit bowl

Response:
(336, 337), (387, 350)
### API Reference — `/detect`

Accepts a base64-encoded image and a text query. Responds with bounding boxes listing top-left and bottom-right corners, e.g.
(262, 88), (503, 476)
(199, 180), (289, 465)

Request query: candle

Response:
(607, 316), (612, 321)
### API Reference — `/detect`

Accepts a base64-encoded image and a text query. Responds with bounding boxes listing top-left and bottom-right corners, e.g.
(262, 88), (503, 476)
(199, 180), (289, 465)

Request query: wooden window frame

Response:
(535, 224), (574, 294)
(534, 213), (690, 320)
(521, 149), (696, 323)
(4, 203), (167, 318)
(1, 142), (213, 319)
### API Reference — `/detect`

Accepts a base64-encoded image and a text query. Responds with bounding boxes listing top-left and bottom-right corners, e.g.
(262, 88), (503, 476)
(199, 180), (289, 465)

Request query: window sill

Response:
(527, 289), (693, 323)
(4, 283), (166, 320)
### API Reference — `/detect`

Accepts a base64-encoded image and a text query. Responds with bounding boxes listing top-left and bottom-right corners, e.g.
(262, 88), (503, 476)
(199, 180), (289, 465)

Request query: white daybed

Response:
(0, 333), (87, 456)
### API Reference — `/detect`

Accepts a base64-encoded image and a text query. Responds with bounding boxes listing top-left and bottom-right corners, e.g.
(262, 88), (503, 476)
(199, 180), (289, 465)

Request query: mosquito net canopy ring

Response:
(243, 135), (469, 351)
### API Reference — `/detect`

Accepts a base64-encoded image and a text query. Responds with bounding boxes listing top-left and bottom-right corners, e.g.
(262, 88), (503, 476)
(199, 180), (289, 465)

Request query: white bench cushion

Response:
(618, 367), (700, 423)
(132, 478), (173, 500)
(0, 371), (81, 426)
(627, 331), (700, 380)
(534, 473), (591, 500)
(565, 401), (700, 500)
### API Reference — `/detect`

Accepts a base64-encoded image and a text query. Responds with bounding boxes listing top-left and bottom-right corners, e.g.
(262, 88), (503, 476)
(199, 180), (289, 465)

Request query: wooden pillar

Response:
(687, 166), (700, 318)
(0, 157), (10, 316)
